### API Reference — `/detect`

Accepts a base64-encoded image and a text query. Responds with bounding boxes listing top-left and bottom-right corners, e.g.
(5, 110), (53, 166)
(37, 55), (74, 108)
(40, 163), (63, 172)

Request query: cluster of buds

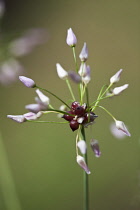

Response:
(7, 28), (131, 174)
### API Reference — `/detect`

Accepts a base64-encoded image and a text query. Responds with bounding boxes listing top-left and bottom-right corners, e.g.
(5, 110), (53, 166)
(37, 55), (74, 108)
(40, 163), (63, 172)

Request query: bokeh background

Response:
(0, 0), (140, 209)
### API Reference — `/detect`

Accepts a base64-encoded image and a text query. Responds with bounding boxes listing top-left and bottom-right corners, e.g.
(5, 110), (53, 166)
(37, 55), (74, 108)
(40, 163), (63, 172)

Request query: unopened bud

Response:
(90, 139), (101, 157)
(56, 63), (68, 80)
(7, 115), (26, 123)
(115, 120), (131, 137)
(66, 28), (77, 47)
(110, 69), (123, 84)
(19, 76), (36, 88)
(76, 155), (91, 174)
(79, 43), (88, 62)
(36, 89), (50, 105)
(77, 140), (87, 154)
(113, 84), (129, 95)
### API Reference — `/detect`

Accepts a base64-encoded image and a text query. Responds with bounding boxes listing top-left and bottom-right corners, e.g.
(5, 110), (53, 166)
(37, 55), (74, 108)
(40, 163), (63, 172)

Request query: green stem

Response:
(0, 131), (22, 210)
(66, 79), (76, 101)
(27, 120), (68, 123)
(72, 47), (78, 73)
(81, 126), (89, 210)
(98, 105), (116, 120)
(36, 86), (70, 109)
(85, 86), (89, 108)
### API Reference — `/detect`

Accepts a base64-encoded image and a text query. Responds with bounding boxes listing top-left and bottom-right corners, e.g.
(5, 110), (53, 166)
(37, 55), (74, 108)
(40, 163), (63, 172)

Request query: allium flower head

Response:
(7, 28), (131, 179)
(66, 28), (77, 47)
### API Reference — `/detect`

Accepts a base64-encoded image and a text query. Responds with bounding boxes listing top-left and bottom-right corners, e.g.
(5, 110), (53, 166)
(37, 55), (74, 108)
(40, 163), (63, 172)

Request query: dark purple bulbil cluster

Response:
(62, 101), (98, 131)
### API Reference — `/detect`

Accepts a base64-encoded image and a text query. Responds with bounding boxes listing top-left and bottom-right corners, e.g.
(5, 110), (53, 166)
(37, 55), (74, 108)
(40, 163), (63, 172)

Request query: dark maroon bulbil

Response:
(62, 111), (74, 121)
(70, 120), (79, 131)
(62, 101), (98, 131)
(71, 101), (80, 111)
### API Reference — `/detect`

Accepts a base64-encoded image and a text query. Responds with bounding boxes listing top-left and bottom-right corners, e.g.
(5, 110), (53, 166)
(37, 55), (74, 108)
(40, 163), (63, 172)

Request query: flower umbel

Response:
(8, 28), (131, 175)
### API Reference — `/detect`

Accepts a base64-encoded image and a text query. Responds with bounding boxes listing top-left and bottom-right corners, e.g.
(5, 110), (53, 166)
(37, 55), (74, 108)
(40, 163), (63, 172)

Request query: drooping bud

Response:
(36, 89), (50, 105)
(77, 140), (87, 154)
(56, 63), (68, 80)
(90, 139), (101, 157)
(19, 76), (36, 88)
(110, 69), (123, 84)
(66, 28), (77, 47)
(76, 155), (91, 174)
(110, 122), (126, 139)
(79, 43), (88, 62)
(115, 120), (131, 136)
(7, 115), (26, 123)
(113, 84), (129, 95)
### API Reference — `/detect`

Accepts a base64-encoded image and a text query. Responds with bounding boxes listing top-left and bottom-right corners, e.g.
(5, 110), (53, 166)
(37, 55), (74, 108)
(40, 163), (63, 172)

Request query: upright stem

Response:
(81, 126), (89, 210)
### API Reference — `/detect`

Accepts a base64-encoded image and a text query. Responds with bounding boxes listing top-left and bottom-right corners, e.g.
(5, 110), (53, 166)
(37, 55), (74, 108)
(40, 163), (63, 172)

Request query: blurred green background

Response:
(0, 0), (140, 209)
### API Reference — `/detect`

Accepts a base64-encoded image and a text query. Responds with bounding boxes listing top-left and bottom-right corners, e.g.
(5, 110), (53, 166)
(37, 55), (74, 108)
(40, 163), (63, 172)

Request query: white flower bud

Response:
(77, 140), (87, 154)
(110, 122), (126, 139)
(76, 155), (91, 174)
(56, 63), (68, 80)
(79, 43), (88, 62)
(36, 89), (50, 105)
(113, 84), (129, 95)
(68, 71), (81, 83)
(78, 63), (87, 77)
(66, 28), (77, 47)
(25, 104), (42, 113)
(19, 76), (36, 88)
(90, 139), (101, 157)
(7, 115), (26, 123)
(110, 69), (123, 84)
(23, 112), (40, 120)
(82, 75), (91, 85)
(115, 120), (131, 137)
